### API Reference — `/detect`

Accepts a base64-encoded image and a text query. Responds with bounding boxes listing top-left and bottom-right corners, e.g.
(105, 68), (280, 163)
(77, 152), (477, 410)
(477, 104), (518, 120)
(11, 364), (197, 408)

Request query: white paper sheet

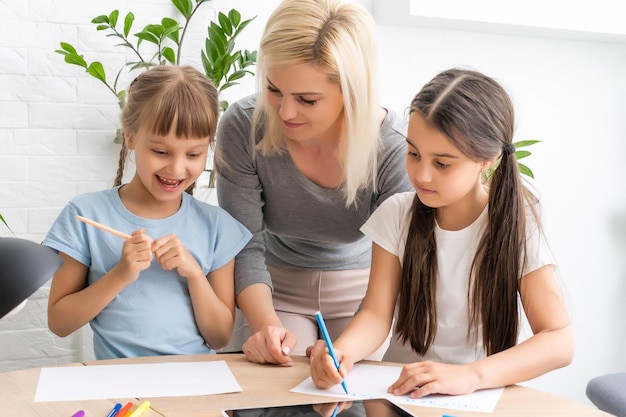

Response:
(35, 360), (242, 402)
(291, 363), (503, 413)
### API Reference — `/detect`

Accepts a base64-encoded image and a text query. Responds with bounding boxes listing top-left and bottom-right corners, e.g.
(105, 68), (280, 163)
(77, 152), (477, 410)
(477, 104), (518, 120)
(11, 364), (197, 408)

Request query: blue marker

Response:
(315, 311), (349, 395)
(107, 403), (122, 417)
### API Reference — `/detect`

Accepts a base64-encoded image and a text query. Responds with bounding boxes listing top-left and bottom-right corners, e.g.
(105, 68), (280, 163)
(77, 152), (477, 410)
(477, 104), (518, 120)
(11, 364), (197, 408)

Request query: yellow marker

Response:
(127, 401), (151, 417)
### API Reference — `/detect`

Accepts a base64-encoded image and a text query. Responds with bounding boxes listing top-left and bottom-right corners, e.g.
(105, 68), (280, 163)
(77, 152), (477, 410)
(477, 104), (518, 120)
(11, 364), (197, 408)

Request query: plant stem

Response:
(110, 26), (146, 64)
(177, 1), (209, 64)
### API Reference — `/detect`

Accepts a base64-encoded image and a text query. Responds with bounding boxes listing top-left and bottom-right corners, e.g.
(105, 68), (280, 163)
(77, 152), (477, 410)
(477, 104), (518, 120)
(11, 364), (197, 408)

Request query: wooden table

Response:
(0, 353), (612, 417)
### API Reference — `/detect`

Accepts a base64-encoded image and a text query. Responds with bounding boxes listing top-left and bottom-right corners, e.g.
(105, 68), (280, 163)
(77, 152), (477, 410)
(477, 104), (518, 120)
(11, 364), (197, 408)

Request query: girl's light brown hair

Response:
(113, 66), (219, 193)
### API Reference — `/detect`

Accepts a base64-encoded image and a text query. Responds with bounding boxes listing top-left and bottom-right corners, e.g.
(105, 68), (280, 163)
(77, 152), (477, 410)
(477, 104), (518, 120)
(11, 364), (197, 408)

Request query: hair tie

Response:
(503, 143), (516, 156)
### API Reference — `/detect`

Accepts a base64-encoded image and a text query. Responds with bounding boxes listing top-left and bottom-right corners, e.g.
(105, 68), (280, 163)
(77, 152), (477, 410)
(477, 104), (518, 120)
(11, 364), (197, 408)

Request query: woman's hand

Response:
(242, 324), (297, 365)
(388, 361), (481, 398)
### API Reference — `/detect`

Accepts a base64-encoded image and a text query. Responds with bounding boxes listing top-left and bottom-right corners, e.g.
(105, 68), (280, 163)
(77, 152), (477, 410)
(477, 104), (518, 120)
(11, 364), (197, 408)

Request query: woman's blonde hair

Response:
(252, 0), (381, 205)
(114, 66), (220, 193)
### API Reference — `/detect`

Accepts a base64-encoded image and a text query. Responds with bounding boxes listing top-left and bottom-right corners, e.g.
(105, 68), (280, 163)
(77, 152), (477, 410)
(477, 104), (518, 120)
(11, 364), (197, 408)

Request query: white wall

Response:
(1, 0), (625, 407)
(373, 13), (626, 406)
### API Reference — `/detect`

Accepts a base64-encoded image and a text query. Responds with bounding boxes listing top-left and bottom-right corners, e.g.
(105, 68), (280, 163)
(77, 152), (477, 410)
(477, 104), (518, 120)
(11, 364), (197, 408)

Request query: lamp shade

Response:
(0, 237), (62, 318)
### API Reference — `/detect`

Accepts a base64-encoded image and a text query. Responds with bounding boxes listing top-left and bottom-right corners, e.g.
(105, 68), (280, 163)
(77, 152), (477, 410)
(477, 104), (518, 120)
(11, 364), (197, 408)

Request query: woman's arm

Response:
(216, 98), (295, 364)
(237, 283), (297, 363)
(216, 97), (272, 297)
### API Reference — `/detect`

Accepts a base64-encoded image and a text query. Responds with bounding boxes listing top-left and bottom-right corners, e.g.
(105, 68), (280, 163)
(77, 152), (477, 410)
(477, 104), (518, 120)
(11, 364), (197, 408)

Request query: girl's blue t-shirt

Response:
(43, 186), (251, 359)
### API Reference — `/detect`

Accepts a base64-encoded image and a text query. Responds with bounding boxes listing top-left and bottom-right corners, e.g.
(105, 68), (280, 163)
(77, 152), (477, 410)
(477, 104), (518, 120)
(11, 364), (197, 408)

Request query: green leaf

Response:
(228, 9), (241, 27)
(162, 17), (178, 30)
(113, 67), (124, 91)
(91, 14), (109, 24)
(518, 162), (534, 179)
(0, 214), (14, 235)
(162, 46), (176, 64)
(514, 139), (541, 149)
(117, 89), (127, 108)
(514, 150), (531, 160)
(124, 12), (135, 38)
(218, 12), (233, 36)
(59, 42), (78, 54)
(240, 49), (257, 67)
(230, 50), (242, 62)
(87, 61), (107, 83)
(162, 18), (181, 44)
(135, 31), (160, 45)
(231, 17), (255, 40)
(114, 42), (134, 53)
(227, 70), (245, 82)
(172, 0), (193, 19)
(201, 51), (211, 75)
(109, 10), (119, 28)
(63, 53), (88, 68)
(208, 22), (227, 50)
(145, 24), (164, 38)
(96, 24), (109, 31)
(128, 61), (151, 71)
(201, 47), (213, 65)
(219, 81), (238, 92)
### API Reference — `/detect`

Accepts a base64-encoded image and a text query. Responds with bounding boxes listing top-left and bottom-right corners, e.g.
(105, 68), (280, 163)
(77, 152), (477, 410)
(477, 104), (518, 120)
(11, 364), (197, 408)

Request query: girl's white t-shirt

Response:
(360, 191), (555, 364)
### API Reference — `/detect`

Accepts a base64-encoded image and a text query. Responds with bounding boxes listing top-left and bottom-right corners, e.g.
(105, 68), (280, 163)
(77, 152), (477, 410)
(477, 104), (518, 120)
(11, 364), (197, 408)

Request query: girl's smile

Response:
(122, 126), (209, 218)
(156, 175), (184, 190)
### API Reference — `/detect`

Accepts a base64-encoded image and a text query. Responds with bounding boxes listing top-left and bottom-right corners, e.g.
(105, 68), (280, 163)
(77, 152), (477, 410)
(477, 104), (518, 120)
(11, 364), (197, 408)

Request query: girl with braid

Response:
(44, 66), (251, 359)
(309, 68), (573, 397)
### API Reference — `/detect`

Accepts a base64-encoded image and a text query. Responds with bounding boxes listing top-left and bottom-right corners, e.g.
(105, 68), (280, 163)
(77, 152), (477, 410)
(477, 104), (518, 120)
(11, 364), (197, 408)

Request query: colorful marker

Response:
(315, 311), (349, 395)
(127, 400), (151, 417)
(117, 401), (134, 417)
(107, 403), (122, 417)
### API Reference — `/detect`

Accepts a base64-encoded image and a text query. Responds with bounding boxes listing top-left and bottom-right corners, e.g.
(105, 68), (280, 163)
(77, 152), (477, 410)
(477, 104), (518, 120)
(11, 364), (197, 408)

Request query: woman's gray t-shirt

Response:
(216, 95), (412, 295)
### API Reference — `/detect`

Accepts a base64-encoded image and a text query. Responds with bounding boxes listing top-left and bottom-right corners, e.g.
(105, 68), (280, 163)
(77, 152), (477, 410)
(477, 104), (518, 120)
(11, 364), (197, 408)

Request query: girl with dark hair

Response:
(309, 68), (573, 397)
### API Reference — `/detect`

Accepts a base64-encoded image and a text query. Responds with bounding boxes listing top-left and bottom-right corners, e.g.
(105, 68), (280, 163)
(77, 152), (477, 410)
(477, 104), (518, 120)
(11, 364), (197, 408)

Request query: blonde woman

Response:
(216, 0), (412, 365)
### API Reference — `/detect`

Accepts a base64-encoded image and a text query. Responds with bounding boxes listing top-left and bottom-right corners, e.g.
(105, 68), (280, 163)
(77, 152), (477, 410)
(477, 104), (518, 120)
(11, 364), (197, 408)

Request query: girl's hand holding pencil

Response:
(77, 215), (153, 282)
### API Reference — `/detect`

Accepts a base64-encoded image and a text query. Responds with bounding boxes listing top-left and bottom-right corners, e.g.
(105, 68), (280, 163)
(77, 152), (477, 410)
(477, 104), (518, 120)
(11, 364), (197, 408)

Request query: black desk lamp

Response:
(0, 237), (62, 319)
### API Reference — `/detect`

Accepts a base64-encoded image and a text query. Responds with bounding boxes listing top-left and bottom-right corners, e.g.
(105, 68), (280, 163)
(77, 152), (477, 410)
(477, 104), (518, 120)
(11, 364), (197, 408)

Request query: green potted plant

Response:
(54, 0), (257, 191)
(57, 0), (256, 114)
